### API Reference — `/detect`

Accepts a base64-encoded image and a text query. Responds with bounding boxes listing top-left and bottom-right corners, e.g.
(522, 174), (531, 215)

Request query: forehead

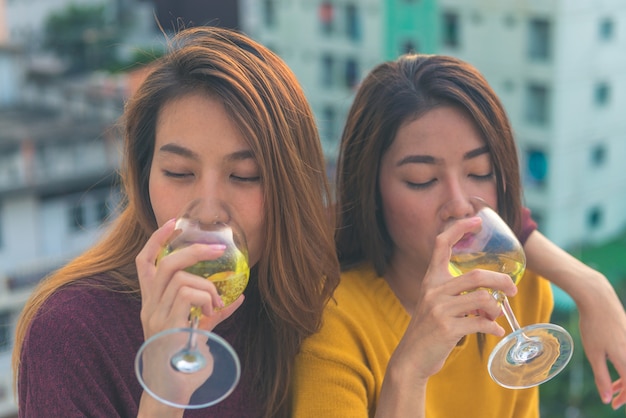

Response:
(390, 106), (486, 157)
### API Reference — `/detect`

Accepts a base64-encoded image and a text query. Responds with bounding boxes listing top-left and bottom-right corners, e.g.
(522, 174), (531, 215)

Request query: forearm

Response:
(137, 393), (184, 418)
(524, 231), (614, 307)
(375, 357), (428, 418)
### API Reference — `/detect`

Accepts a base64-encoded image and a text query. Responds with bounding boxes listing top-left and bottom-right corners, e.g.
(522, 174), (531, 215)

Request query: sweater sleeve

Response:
(18, 286), (141, 418)
(519, 206), (537, 245)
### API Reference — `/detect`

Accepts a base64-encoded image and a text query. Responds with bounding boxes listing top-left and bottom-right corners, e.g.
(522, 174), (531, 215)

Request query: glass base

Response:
(488, 323), (573, 389)
(135, 327), (240, 409)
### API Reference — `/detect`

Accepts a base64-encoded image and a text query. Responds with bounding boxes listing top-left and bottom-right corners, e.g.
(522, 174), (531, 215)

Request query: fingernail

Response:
(208, 244), (227, 251)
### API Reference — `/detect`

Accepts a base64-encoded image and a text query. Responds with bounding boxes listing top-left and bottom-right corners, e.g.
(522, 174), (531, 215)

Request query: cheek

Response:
(148, 170), (185, 228)
(380, 185), (417, 242)
(238, 192), (266, 267)
(380, 185), (437, 262)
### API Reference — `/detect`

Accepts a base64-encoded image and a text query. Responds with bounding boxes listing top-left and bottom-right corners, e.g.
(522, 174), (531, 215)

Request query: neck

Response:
(383, 255), (428, 313)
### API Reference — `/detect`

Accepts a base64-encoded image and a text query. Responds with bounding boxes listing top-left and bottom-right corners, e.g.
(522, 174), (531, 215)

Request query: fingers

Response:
(446, 268), (517, 300)
(430, 217), (482, 278)
(136, 218), (177, 297)
(137, 222), (236, 338)
(586, 336), (626, 408)
(199, 295), (245, 330)
(161, 271), (224, 323)
(590, 356), (615, 405)
(611, 379), (626, 409)
(156, 243), (226, 304)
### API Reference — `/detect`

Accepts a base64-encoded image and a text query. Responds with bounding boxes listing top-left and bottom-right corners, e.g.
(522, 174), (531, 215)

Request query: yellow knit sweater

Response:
(292, 263), (555, 417)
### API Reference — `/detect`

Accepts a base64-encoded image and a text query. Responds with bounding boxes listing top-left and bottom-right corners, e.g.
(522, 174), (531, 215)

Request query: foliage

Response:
(107, 48), (165, 73)
(540, 290), (626, 417)
(43, 3), (120, 74)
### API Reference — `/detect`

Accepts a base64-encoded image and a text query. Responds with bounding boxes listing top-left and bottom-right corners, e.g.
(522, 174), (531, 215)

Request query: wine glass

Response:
(135, 198), (250, 408)
(449, 197), (573, 389)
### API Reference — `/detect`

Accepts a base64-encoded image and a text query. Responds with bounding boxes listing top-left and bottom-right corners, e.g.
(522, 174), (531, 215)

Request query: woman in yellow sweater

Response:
(292, 54), (626, 417)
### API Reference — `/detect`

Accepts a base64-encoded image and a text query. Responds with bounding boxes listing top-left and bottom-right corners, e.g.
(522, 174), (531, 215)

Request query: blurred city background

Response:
(1, 0), (625, 417)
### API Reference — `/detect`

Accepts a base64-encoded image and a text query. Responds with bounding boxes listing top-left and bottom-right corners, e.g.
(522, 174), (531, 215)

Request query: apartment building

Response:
(438, 0), (626, 248)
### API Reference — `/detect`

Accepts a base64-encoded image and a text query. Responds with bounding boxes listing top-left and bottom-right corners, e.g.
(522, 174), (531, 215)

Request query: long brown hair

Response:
(13, 26), (339, 418)
(336, 53), (523, 275)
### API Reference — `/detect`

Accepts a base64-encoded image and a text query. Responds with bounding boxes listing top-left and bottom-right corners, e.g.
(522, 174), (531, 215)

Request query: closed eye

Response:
(406, 178), (437, 189)
(163, 170), (193, 179)
(469, 172), (494, 181)
(231, 174), (261, 182)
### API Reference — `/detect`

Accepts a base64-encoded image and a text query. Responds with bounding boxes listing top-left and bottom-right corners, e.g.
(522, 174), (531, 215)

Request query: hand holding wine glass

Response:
(135, 198), (250, 409)
(449, 197), (573, 389)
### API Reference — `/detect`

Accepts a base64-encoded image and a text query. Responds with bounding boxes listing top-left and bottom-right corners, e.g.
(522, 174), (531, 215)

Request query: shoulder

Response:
(24, 276), (142, 358)
(18, 277), (144, 416)
(310, 263), (406, 344)
(35, 277), (139, 327)
(333, 263), (385, 302)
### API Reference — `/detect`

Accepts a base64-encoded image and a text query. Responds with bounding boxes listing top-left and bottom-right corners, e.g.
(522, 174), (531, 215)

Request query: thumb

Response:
(199, 294), (245, 330)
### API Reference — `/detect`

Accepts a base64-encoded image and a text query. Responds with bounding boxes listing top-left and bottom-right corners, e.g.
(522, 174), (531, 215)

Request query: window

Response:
(263, 0), (277, 28)
(401, 39), (418, 54)
(0, 202), (3, 250)
(319, 1), (335, 35)
(525, 148), (548, 188)
(345, 58), (359, 89)
(97, 197), (110, 223)
(345, 3), (361, 42)
(504, 14), (517, 28)
(442, 11), (460, 48)
(590, 143), (607, 167)
(528, 18), (551, 61)
(525, 83), (549, 125)
(594, 82), (610, 106)
(599, 18), (614, 40)
(587, 206), (604, 229)
(321, 53), (335, 87)
(321, 105), (336, 145)
(0, 311), (11, 352)
(70, 202), (85, 231)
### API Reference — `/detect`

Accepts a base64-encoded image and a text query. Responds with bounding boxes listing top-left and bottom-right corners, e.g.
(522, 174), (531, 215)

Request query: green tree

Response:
(43, 3), (120, 73)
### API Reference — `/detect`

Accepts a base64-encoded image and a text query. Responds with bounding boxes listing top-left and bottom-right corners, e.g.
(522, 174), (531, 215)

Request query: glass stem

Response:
(495, 291), (521, 332)
(187, 314), (200, 351)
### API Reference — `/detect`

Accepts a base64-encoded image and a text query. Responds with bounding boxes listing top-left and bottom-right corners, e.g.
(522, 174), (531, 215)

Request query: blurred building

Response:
(437, 0), (626, 248)
(0, 36), (125, 418)
(243, 1), (440, 161)
(1, 0), (625, 416)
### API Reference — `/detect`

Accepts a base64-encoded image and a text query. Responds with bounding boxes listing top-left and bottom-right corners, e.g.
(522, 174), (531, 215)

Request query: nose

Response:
(440, 197), (475, 221)
(184, 190), (231, 225)
(199, 197), (231, 224)
(438, 179), (476, 221)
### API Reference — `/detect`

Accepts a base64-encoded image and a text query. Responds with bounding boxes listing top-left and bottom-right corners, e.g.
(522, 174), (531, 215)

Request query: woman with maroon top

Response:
(12, 26), (339, 418)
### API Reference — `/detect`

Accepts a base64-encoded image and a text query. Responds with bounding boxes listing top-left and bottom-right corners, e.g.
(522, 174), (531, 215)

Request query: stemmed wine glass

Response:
(449, 197), (573, 389)
(135, 198), (250, 408)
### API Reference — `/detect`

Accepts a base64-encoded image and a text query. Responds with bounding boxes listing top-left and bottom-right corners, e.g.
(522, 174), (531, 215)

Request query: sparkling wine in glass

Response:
(449, 197), (573, 389)
(135, 198), (250, 408)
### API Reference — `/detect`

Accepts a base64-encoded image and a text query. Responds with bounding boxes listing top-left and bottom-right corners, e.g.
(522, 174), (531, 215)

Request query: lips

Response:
(454, 232), (476, 251)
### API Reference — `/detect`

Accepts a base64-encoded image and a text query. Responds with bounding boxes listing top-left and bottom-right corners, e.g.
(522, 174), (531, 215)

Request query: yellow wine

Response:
(449, 251), (525, 285)
(159, 245), (250, 312)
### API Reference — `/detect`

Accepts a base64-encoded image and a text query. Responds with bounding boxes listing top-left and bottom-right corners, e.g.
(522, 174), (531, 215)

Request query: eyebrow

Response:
(158, 143), (255, 162)
(396, 145), (490, 167)
(159, 143), (199, 160)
